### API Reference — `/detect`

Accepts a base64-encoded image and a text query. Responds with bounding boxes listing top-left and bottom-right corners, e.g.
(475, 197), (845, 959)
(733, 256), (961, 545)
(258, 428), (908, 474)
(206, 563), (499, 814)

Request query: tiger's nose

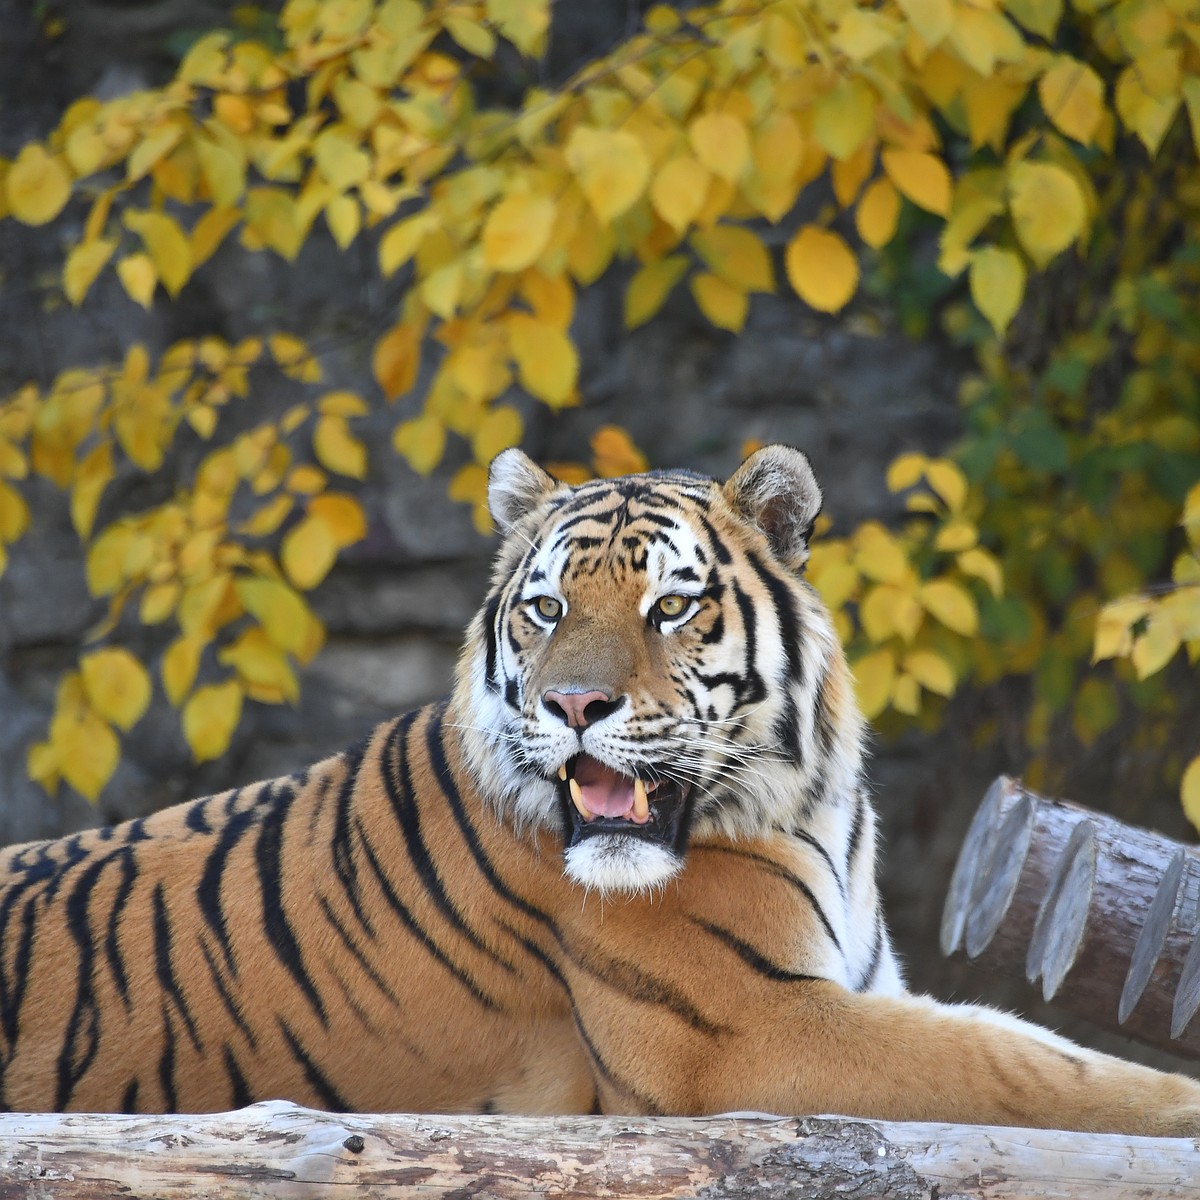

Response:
(542, 689), (623, 729)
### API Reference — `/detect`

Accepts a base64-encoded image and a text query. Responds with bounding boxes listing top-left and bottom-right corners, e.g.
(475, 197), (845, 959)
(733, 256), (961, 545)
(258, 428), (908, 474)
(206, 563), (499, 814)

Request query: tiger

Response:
(2, 443), (1199, 1133)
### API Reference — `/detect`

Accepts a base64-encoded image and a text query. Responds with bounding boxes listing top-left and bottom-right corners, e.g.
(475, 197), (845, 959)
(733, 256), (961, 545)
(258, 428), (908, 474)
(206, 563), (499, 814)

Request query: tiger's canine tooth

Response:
(558, 763), (568, 782)
(633, 778), (650, 823)
(568, 777), (590, 819)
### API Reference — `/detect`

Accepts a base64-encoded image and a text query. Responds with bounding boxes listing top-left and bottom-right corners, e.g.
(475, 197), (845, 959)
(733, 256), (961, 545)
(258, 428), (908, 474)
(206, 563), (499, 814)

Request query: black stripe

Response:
(279, 1021), (350, 1111)
(120, 1077), (139, 1113)
(55, 853), (112, 1108)
(318, 895), (399, 1006)
(255, 779), (328, 1027)
(103, 847), (137, 1009)
(197, 794), (259, 977)
(382, 715), (517, 975)
(224, 1044), (252, 1108)
(691, 845), (841, 951)
(692, 918), (822, 983)
(846, 792), (866, 875)
(198, 936), (257, 1049)
(855, 911), (885, 993)
(355, 817), (503, 1011)
(152, 883), (203, 1052)
(158, 1004), (177, 1111)
(331, 736), (374, 939)
(482, 594), (501, 691)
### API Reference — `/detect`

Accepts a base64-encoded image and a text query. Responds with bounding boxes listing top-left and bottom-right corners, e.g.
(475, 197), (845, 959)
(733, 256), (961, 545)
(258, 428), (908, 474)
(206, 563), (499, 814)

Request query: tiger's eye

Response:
(656, 594), (688, 618)
(535, 596), (562, 620)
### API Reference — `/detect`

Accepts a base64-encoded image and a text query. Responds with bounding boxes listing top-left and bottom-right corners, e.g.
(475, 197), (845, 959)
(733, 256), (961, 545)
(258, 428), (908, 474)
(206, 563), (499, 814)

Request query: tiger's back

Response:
(4, 445), (1200, 1134)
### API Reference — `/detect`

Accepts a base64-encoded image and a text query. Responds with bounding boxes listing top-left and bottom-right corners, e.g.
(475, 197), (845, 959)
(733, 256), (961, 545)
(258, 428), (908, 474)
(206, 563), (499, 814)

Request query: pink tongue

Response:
(574, 756), (635, 819)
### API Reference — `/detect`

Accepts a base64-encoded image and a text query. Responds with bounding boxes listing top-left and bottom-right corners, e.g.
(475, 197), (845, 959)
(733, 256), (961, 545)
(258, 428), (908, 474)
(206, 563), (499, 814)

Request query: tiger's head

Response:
(454, 445), (866, 896)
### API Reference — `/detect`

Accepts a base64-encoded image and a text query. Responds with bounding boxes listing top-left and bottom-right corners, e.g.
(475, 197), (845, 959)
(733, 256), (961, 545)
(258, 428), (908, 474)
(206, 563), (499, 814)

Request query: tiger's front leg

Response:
(573, 972), (1200, 1135)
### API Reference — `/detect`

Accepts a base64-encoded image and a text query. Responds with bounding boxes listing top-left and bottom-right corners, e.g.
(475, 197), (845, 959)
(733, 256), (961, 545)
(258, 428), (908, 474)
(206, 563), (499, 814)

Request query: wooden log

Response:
(943, 776), (1200, 1059)
(3, 1101), (1200, 1199)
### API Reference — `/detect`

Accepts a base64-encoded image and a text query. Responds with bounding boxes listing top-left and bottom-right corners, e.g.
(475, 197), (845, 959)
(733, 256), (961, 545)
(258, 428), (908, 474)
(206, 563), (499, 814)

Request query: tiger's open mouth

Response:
(556, 754), (692, 851)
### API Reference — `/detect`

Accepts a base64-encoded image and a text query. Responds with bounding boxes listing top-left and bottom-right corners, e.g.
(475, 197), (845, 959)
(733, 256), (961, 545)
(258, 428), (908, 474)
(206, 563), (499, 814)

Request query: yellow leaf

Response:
(565, 127), (650, 222)
(969, 246), (1025, 336)
(308, 493), (367, 546)
(446, 13), (497, 57)
(891, 672), (919, 715)
(508, 314), (578, 406)
(882, 149), (951, 216)
(240, 494), (294, 538)
(854, 522), (910, 584)
(196, 135), (245, 206)
(957, 547), (1003, 596)
(192, 207), (240, 269)
(813, 78), (876, 160)
(218, 629), (299, 705)
(472, 404), (523, 464)
(898, 0), (954, 45)
(71, 441), (114, 538)
(887, 453), (927, 491)
(1132, 612), (1180, 679)
(141, 580), (181, 624)
(925, 459), (968, 511)
(1039, 57), (1106, 145)
(319, 390), (369, 418)
(905, 649), (956, 696)
(592, 426), (648, 477)
(374, 321), (422, 400)
(691, 226), (774, 293)
(834, 10), (898, 60)
(1116, 64), (1179, 155)
(949, 8), (1025, 75)
(236, 577), (321, 658)
(52, 696), (120, 801)
(1182, 756), (1200, 834)
(920, 579), (979, 635)
(6, 145), (72, 226)
(27, 738), (60, 792)
(487, 0), (550, 56)
(81, 647), (151, 732)
(314, 415), (367, 479)
(688, 112), (750, 182)
(449, 462), (488, 505)
(625, 255), (688, 329)
(482, 192), (555, 272)
(64, 239), (116, 306)
(287, 464), (327, 495)
(855, 178), (900, 249)
(521, 271), (574, 330)
(124, 210), (192, 297)
(128, 123), (184, 182)
(1007, 161), (1086, 268)
(379, 212), (438, 276)
(853, 648), (895, 719)
(691, 273), (748, 332)
(325, 194), (361, 250)
(117, 253), (158, 308)
(162, 634), (203, 706)
(183, 679), (243, 763)
(393, 413), (447, 475)
(0, 479), (30, 543)
(785, 226), (859, 314)
(283, 513), (338, 589)
(313, 128), (370, 189)
(934, 516), (977, 552)
(650, 155), (710, 233)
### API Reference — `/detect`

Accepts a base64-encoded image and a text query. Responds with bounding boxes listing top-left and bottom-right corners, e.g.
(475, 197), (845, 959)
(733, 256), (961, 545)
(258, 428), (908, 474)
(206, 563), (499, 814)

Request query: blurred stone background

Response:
(1, 0), (1195, 1073)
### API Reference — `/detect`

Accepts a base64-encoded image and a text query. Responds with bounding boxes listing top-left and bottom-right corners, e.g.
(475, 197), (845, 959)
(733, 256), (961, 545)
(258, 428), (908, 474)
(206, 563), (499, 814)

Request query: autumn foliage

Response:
(0, 0), (1197, 818)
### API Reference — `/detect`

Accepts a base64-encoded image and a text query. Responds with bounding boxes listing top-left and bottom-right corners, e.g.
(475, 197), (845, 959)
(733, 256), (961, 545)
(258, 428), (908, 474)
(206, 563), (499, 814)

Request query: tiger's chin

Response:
(563, 835), (684, 896)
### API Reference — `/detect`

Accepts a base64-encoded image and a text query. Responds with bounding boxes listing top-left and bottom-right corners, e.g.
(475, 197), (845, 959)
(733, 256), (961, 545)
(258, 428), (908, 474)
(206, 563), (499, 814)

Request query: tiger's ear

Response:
(723, 445), (823, 570)
(488, 448), (558, 533)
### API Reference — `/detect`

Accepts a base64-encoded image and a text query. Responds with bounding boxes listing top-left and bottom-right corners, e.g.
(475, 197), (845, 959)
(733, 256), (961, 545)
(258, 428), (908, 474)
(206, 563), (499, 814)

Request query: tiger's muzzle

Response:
(556, 753), (693, 855)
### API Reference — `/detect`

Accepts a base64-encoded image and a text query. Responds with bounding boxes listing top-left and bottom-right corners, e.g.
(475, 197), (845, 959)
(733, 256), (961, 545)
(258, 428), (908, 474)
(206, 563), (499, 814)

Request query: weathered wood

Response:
(2, 1101), (1200, 1199)
(943, 776), (1200, 1059)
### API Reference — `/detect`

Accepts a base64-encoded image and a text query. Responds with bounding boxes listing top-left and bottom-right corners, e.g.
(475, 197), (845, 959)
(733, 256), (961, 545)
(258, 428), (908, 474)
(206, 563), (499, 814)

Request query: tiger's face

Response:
(455, 445), (864, 896)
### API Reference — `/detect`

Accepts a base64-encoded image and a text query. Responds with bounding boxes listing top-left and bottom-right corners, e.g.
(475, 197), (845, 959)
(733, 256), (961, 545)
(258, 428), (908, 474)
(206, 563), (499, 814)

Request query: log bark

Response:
(942, 776), (1200, 1059)
(3, 1101), (1200, 1199)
